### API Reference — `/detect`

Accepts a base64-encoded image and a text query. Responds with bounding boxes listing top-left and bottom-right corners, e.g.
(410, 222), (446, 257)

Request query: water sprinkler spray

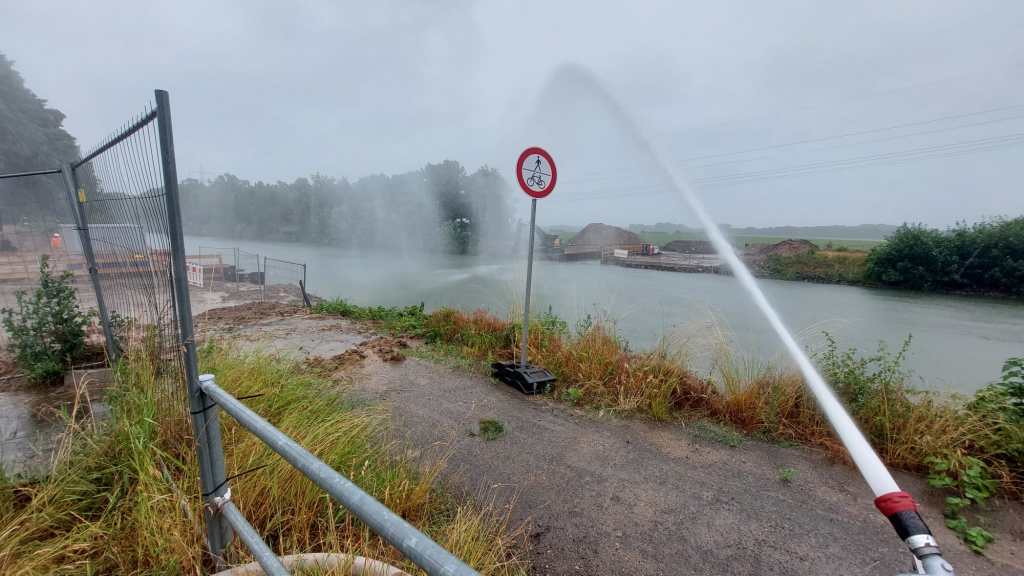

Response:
(551, 63), (955, 575)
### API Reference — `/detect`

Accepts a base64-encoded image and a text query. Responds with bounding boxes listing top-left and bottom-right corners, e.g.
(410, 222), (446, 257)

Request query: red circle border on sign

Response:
(516, 146), (557, 199)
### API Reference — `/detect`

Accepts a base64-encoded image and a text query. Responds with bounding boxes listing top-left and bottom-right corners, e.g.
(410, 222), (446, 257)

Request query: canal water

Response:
(186, 236), (1024, 395)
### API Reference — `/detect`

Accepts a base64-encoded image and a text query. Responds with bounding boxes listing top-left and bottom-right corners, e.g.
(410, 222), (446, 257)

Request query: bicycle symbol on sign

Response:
(524, 155), (550, 190)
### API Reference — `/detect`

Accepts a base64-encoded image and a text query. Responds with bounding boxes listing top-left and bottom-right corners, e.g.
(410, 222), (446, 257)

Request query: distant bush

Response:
(865, 218), (1024, 295)
(1, 256), (92, 383)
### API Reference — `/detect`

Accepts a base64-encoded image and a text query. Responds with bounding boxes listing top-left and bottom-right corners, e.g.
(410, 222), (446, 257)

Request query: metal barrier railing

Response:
(197, 373), (478, 576)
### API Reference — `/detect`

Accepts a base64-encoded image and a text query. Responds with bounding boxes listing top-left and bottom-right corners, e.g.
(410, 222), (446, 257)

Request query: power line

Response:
(551, 132), (1024, 202)
(694, 132), (1024, 185)
(690, 112), (1024, 169)
(676, 103), (1024, 163)
(559, 109), (1024, 188)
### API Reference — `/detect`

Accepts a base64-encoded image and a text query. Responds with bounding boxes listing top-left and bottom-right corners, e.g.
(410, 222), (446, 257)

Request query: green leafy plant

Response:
(478, 419), (505, 441)
(313, 298), (427, 335)
(562, 387), (583, 404)
(538, 306), (568, 336)
(777, 467), (797, 483)
(1, 256), (92, 383)
(925, 452), (998, 552)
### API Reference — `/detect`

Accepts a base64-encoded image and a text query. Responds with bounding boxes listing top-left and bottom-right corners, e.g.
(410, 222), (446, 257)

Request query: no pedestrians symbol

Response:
(516, 147), (557, 199)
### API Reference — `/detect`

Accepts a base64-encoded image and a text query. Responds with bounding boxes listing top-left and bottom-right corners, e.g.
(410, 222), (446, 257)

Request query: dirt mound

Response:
(304, 336), (409, 374)
(196, 302), (304, 327)
(569, 223), (643, 248)
(305, 348), (367, 373)
(360, 336), (409, 362)
(750, 238), (818, 257)
(661, 239), (714, 254)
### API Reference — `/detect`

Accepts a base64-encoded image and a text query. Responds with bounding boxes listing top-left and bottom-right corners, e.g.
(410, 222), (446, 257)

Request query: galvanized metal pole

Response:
(199, 376), (480, 576)
(60, 164), (119, 360)
(519, 198), (537, 369)
(155, 89), (232, 558)
(220, 501), (289, 576)
(233, 247), (239, 289)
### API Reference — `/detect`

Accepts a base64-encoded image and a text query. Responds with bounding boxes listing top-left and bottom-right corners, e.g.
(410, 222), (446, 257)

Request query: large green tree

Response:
(0, 52), (82, 224)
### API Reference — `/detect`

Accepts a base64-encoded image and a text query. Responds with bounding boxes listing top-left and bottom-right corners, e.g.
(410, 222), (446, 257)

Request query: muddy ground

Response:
(195, 305), (1024, 574)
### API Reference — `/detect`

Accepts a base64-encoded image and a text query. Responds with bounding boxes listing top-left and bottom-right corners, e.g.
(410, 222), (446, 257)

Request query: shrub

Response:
(1, 256), (92, 382)
(965, 358), (1024, 488)
(865, 218), (1024, 295)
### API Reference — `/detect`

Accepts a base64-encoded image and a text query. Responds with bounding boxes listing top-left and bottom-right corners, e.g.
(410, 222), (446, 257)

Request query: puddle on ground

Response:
(0, 390), (66, 478)
(0, 370), (111, 479)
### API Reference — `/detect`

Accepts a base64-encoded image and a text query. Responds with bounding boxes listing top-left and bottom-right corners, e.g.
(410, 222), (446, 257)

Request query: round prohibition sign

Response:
(516, 147), (557, 199)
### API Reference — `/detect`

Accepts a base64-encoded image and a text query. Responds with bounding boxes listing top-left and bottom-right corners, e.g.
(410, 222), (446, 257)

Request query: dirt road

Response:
(205, 306), (1024, 576)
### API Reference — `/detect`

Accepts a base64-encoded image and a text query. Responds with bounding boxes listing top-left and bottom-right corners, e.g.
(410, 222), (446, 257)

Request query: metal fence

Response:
(0, 170), (90, 348)
(263, 256), (308, 306)
(2, 89), (475, 574)
(196, 245), (264, 290)
(70, 104), (182, 369)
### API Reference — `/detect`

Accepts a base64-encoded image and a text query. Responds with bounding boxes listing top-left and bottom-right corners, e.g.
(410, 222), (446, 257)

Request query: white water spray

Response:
(554, 64), (900, 497)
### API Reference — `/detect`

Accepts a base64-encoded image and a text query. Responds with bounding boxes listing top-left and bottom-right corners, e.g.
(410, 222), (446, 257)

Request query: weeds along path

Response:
(201, 304), (1024, 576)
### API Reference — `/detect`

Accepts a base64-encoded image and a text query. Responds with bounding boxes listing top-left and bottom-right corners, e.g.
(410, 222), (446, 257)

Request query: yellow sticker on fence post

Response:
(77, 188), (86, 203)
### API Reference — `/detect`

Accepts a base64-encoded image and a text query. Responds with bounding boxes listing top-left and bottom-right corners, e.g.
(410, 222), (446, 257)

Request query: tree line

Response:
(179, 160), (516, 254)
(865, 218), (1024, 296)
(0, 53), (83, 225)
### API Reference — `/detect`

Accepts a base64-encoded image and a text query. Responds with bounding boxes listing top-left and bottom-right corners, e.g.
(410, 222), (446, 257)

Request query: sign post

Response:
(492, 147), (558, 394)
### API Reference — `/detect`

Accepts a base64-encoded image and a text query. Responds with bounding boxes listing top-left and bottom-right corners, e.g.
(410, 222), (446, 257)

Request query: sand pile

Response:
(749, 239), (818, 257)
(569, 223), (643, 247)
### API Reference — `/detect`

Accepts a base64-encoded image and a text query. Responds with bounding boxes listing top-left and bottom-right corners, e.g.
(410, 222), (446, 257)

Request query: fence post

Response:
(154, 89), (233, 560)
(301, 263), (310, 307)
(233, 247), (239, 289)
(60, 164), (119, 361)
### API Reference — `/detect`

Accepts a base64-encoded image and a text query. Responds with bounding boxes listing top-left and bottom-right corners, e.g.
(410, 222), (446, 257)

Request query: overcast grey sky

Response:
(2, 0), (1022, 228)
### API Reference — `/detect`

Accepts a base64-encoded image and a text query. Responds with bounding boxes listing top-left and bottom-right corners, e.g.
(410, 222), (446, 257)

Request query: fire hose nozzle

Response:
(877, 491), (955, 576)
(898, 552), (955, 576)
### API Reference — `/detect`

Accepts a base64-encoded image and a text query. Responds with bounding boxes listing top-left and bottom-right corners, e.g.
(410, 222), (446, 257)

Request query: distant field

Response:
(635, 231), (883, 251)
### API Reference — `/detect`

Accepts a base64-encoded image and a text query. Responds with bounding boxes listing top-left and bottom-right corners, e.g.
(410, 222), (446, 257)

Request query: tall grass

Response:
(0, 343), (524, 575)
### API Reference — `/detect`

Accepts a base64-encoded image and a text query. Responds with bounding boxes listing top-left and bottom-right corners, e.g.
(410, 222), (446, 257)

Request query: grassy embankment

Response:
(316, 298), (1023, 551)
(0, 342), (524, 574)
(756, 250), (868, 284)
